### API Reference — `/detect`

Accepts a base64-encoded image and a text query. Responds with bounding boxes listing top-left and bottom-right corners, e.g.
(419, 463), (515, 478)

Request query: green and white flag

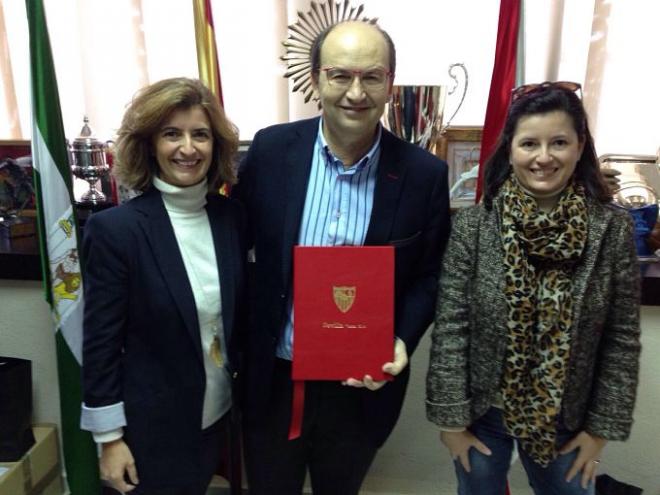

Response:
(26, 0), (101, 493)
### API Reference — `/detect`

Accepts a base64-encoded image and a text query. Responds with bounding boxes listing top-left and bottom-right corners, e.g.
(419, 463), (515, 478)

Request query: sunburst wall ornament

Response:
(281, 0), (377, 104)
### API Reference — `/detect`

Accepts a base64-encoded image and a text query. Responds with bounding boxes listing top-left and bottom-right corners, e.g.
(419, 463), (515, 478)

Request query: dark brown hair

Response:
(482, 85), (610, 209)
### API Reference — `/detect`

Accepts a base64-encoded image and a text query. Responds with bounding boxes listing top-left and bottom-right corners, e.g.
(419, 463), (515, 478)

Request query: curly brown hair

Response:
(113, 77), (239, 192)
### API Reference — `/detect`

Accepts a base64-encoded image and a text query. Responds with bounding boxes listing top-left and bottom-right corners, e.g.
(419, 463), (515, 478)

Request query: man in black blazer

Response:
(234, 21), (450, 494)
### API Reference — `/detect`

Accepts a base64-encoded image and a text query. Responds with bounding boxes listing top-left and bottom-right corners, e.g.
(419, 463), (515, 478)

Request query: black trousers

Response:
(127, 414), (226, 495)
(244, 359), (378, 495)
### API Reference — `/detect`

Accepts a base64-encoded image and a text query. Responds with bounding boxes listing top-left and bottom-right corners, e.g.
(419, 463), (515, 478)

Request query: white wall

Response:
(0, 280), (61, 426)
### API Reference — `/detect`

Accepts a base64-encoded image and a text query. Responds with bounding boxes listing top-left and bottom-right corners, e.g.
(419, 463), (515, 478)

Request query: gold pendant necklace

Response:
(210, 334), (224, 368)
(178, 234), (224, 369)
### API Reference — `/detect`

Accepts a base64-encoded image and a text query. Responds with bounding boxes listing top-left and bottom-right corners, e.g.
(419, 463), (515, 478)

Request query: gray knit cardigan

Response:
(426, 198), (641, 440)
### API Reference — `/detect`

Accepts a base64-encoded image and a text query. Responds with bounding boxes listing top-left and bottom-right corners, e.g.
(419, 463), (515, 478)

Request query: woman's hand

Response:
(559, 431), (608, 489)
(440, 430), (492, 473)
(100, 439), (139, 493)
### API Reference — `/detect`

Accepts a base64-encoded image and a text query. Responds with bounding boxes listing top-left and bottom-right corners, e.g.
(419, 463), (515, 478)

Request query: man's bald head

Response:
(310, 21), (396, 78)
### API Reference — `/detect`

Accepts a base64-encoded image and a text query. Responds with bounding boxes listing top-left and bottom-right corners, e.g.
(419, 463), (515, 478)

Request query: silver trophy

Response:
(383, 63), (468, 151)
(68, 117), (111, 204)
(600, 154), (660, 208)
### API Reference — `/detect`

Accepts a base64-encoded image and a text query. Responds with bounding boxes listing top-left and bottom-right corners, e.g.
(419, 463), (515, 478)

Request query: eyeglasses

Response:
(320, 66), (391, 90)
(511, 81), (582, 102)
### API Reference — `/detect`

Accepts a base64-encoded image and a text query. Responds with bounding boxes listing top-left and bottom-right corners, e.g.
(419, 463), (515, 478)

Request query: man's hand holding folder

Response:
(343, 337), (408, 391)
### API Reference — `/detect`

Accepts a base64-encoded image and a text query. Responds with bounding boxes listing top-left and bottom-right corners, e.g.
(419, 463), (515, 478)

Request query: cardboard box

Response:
(0, 425), (63, 495)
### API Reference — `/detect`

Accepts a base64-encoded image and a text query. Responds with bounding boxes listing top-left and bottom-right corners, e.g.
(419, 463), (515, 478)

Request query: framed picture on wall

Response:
(435, 127), (482, 208)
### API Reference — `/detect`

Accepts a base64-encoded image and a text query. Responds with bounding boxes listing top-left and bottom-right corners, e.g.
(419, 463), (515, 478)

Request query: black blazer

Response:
(233, 117), (450, 447)
(81, 188), (245, 487)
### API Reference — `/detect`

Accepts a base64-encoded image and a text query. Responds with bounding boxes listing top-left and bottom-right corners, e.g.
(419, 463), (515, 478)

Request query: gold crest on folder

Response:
(333, 286), (356, 313)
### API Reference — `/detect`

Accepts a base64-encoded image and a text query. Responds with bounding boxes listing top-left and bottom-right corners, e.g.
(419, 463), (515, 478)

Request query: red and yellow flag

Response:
(193, 0), (223, 105)
(193, 0), (231, 195)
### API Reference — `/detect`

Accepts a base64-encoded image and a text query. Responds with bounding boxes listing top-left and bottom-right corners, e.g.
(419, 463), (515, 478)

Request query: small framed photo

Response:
(435, 127), (482, 207)
(0, 140), (35, 214)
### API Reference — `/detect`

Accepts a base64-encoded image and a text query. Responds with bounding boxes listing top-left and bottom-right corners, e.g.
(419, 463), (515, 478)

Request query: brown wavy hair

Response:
(113, 77), (239, 192)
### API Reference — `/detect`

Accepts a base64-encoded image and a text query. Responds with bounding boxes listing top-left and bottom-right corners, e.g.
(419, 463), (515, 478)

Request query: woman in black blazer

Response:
(80, 77), (245, 494)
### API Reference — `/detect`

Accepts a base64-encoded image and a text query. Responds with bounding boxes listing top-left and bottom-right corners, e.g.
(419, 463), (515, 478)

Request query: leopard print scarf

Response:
(498, 176), (588, 466)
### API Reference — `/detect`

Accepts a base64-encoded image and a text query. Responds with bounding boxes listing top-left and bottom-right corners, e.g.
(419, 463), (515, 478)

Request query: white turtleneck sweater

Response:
(87, 177), (231, 444)
(153, 176), (231, 430)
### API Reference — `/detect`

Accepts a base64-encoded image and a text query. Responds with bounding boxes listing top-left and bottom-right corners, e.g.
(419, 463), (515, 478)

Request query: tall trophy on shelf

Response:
(382, 63), (468, 152)
(68, 117), (111, 205)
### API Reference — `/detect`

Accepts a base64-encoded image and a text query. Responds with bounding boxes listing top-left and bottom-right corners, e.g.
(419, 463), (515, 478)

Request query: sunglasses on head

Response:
(511, 81), (582, 102)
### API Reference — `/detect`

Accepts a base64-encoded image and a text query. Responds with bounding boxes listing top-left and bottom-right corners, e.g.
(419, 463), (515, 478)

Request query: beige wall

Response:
(364, 329), (446, 493)
(0, 279), (61, 427)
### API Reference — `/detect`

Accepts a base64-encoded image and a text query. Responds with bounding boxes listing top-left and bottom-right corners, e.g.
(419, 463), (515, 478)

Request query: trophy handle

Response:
(439, 63), (469, 135)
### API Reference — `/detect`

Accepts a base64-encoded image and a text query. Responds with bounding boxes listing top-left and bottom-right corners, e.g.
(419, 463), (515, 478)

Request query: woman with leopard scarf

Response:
(426, 83), (641, 495)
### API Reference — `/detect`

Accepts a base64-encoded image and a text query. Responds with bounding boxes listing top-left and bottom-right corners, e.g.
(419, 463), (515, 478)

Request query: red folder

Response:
(292, 246), (394, 381)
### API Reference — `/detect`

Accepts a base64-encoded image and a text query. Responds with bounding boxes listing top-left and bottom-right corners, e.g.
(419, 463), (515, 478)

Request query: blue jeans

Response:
(455, 408), (595, 495)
